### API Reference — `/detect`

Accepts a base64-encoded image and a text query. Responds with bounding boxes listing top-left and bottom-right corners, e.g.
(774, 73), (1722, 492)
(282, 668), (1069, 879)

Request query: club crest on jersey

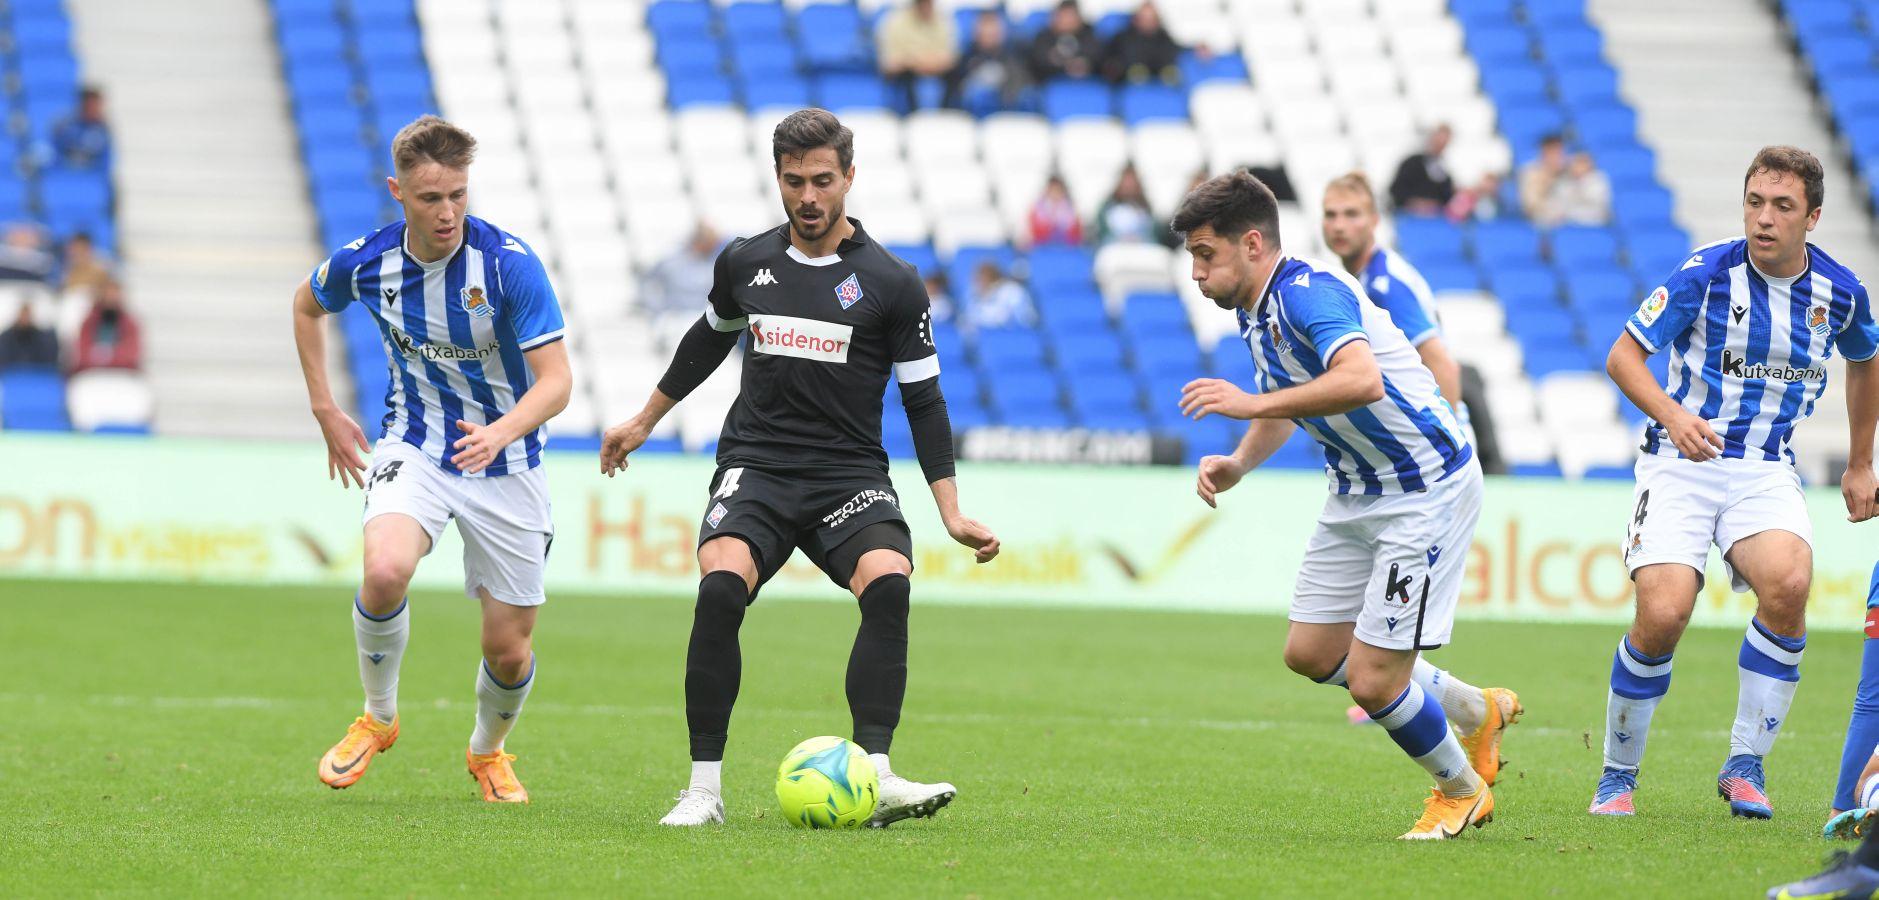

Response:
(1266, 320), (1292, 355)
(1809, 302), (1830, 335)
(835, 273), (863, 309)
(461, 285), (495, 319)
(1638, 286), (1669, 326)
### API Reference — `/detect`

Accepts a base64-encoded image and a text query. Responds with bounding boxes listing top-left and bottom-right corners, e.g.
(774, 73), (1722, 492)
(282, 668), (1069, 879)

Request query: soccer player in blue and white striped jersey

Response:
(290, 116), (572, 803)
(1590, 146), (1879, 821)
(1174, 171), (1496, 839)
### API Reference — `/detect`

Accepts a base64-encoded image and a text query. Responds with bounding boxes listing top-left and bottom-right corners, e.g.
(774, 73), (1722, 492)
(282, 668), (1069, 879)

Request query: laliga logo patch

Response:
(835, 272), (863, 309)
(461, 285), (495, 319)
(1809, 302), (1830, 335)
(1637, 286), (1668, 327)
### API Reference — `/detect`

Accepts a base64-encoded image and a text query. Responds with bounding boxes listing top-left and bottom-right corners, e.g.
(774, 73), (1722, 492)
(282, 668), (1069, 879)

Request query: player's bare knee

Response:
(484, 643), (532, 683)
(1628, 605), (1689, 657)
(1282, 643), (1340, 681)
(1343, 670), (1403, 712)
(360, 557), (415, 610)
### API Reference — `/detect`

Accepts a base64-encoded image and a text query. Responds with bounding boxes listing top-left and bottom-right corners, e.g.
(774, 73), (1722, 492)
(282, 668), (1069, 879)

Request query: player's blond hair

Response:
(391, 115), (477, 175)
(1324, 171), (1377, 212)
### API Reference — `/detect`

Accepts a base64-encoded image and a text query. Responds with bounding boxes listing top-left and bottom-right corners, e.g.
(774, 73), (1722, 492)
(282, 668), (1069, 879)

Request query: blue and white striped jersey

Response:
(1625, 238), (1877, 464)
(1238, 256), (1473, 495)
(1359, 246), (1442, 347)
(309, 216), (566, 477)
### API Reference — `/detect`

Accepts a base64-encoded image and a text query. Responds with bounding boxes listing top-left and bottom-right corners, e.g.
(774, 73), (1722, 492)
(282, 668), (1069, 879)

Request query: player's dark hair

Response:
(392, 115), (477, 174)
(772, 108), (854, 172)
(1746, 145), (1825, 212)
(1170, 169), (1281, 246)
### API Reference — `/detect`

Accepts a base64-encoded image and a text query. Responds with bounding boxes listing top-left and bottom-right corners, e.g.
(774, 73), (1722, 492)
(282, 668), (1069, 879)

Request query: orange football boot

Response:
(318, 714), (399, 789)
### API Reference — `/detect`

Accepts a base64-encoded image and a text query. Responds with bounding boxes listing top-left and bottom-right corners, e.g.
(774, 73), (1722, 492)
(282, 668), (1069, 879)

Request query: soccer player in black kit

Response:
(600, 108), (1000, 827)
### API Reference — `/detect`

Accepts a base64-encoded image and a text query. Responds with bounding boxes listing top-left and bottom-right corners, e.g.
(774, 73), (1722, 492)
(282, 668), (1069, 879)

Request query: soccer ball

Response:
(775, 736), (878, 829)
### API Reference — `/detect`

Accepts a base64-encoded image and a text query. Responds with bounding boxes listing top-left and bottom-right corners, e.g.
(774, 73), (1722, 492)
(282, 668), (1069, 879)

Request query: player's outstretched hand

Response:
(314, 405), (370, 489)
(1843, 464), (1879, 522)
(1196, 454), (1247, 508)
(1663, 409), (1724, 461)
(944, 514), (999, 563)
(1180, 378), (1259, 420)
(450, 419), (514, 475)
(600, 415), (653, 477)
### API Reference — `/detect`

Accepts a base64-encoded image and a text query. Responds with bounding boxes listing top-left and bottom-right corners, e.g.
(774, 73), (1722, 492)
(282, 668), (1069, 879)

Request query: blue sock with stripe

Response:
(1733, 617), (1804, 758)
(1604, 635), (1671, 771)
(1371, 681), (1480, 796)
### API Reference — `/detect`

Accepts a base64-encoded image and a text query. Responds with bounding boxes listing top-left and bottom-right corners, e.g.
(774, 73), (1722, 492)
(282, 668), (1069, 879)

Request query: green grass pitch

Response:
(0, 579), (1861, 896)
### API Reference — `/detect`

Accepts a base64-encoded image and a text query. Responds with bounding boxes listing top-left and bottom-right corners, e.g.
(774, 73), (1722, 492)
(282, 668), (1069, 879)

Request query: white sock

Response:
(1371, 681), (1480, 797)
(469, 657), (533, 755)
(1605, 636), (1671, 771)
(1412, 658), (1486, 733)
(690, 760), (722, 796)
(353, 596), (409, 725)
(869, 752), (893, 779)
(1733, 619), (1804, 758)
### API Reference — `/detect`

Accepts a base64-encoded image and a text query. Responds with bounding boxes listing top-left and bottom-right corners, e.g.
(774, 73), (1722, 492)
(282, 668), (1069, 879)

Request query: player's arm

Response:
(1415, 335), (1463, 404)
(1840, 284), (1879, 522)
(893, 278), (997, 562)
(450, 341), (571, 474)
(1182, 339), (1384, 421)
(1195, 417), (1296, 508)
(1609, 273), (1721, 461)
(602, 242), (746, 475)
(292, 273), (370, 488)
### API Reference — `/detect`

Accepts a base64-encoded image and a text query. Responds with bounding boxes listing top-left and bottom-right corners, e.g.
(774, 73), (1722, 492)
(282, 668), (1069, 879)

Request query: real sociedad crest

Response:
(461, 285), (495, 319)
(835, 273), (863, 309)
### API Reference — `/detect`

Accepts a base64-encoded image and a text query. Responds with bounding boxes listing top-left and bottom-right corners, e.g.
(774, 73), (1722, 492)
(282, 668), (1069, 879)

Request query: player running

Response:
(1589, 146), (1879, 820)
(1175, 171), (1492, 839)
(598, 108), (999, 828)
(1318, 171), (1518, 778)
(291, 116), (571, 803)
(1828, 562), (1879, 838)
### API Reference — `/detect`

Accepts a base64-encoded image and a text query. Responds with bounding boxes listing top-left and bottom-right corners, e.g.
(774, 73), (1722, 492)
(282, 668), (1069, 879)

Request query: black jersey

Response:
(704, 219), (938, 475)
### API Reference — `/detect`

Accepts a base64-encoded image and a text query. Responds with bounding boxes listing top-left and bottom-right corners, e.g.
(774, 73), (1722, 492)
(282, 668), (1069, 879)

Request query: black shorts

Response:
(696, 465), (914, 594)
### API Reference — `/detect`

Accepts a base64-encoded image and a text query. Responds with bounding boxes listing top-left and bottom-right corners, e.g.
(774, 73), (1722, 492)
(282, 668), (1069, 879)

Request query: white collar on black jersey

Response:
(787, 244), (842, 266)
(403, 227), (462, 273)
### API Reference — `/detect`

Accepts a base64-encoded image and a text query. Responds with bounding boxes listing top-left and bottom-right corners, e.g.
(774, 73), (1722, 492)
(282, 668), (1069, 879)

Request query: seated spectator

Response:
(72, 278), (141, 372)
(1093, 164), (1179, 248)
(878, 0), (958, 112)
(1028, 175), (1083, 247)
(642, 222), (724, 348)
(51, 86), (112, 172)
(1389, 125), (1455, 215)
(0, 303), (58, 370)
(1029, 0), (1101, 82)
(0, 224), (54, 283)
(950, 11), (1030, 115)
(1520, 137), (1612, 227)
(1447, 172), (1507, 222)
(60, 232), (113, 295)
(964, 261), (1037, 333)
(1101, 2), (1184, 86)
(924, 272), (955, 324)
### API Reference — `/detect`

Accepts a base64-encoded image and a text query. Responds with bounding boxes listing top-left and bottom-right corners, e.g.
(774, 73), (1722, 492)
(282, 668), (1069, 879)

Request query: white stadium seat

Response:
(67, 370), (155, 432)
(1093, 243), (1175, 309)
(904, 109), (980, 168)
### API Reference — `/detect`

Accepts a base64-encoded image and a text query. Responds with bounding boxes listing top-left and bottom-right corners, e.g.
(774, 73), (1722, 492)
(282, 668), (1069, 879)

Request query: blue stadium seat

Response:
(1393, 216), (1467, 265)
(1079, 408), (1151, 431)
(724, 1), (788, 40)
(1093, 11), (1130, 40)
(659, 38), (726, 78)
(1497, 104), (1568, 152)
(1807, 35), (1874, 80)
(1, 368), (71, 431)
(1037, 292), (1109, 330)
(281, 21), (346, 58)
(10, 14), (72, 56)
(1120, 292), (1191, 337)
(1131, 333), (1202, 377)
(1625, 226), (1694, 276)
(1550, 225), (1620, 268)
(647, 0), (715, 40)
(814, 73), (893, 110)
(1027, 246), (1097, 291)
(1526, 0), (1592, 27)
(1583, 465), (1633, 480)
(1523, 341), (1595, 378)
(1535, 26), (1604, 67)
(0, 179), (30, 220)
(18, 54), (79, 98)
(989, 368), (1064, 414)
(1066, 372), (1142, 417)
(940, 366), (983, 403)
(1574, 105), (1637, 147)
(1511, 461), (1562, 477)
(731, 40), (801, 78)
(1464, 25), (1531, 66)
(1043, 79), (1113, 120)
(667, 75), (737, 108)
(1488, 264), (1562, 308)
(1119, 85), (1186, 124)
(796, 6), (870, 71)
(275, 0), (338, 16)
(1449, 0), (1518, 22)
(1564, 270), (1636, 315)
(1181, 51), (1248, 85)
(976, 326), (1049, 368)
(354, 28), (423, 67)
(1054, 331), (1126, 374)
(1209, 335), (1256, 381)
(743, 75), (811, 110)
(1598, 146), (1657, 184)
(1471, 220), (1542, 267)
(1613, 186), (1677, 231)
(1420, 261), (1482, 292)
(348, 1), (416, 30)
(885, 243), (939, 276)
(1555, 64), (1620, 109)
(38, 169), (110, 226)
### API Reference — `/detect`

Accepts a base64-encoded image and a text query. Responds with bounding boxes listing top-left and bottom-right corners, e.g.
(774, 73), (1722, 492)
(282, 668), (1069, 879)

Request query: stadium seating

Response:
(1782, 0), (1879, 212)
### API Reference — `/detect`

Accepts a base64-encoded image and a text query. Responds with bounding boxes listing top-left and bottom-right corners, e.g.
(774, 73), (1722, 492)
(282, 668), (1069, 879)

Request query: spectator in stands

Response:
(1028, 175), (1083, 247)
(1102, 2), (1187, 86)
(0, 303), (58, 370)
(950, 11), (1030, 115)
(643, 222), (724, 348)
(924, 272), (955, 324)
(59, 232), (113, 295)
(1388, 124), (1455, 215)
(50, 86), (112, 172)
(72, 278), (141, 372)
(1029, 0), (1101, 82)
(0, 224), (54, 283)
(1447, 172), (1507, 222)
(1520, 136), (1613, 227)
(1094, 164), (1179, 248)
(877, 0), (958, 112)
(963, 261), (1037, 333)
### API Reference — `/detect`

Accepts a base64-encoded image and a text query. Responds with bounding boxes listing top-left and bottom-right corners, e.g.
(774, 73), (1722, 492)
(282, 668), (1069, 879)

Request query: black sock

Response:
(848, 574), (910, 755)
(686, 571), (749, 762)
(1858, 820), (1879, 868)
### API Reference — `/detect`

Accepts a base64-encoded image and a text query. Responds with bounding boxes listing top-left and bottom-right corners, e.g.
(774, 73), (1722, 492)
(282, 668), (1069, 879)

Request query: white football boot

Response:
(659, 788), (725, 826)
(869, 773), (956, 828)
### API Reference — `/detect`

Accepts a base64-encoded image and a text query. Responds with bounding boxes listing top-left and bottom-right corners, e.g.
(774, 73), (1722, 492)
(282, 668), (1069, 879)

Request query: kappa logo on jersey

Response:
(748, 314), (854, 363)
(748, 268), (778, 286)
(1638, 286), (1669, 326)
(461, 285), (495, 319)
(388, 325), (501, 362)
(835, 272), (863, 309)
(1810, 301), (1831, 335)
(1720, 349), (1825, 382)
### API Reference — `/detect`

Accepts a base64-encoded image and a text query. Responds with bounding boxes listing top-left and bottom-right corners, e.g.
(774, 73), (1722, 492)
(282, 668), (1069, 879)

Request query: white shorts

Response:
(1623, 454), (1811, 593)
(1289, 457), (1484, 651)
(361, 440), (554, 606)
